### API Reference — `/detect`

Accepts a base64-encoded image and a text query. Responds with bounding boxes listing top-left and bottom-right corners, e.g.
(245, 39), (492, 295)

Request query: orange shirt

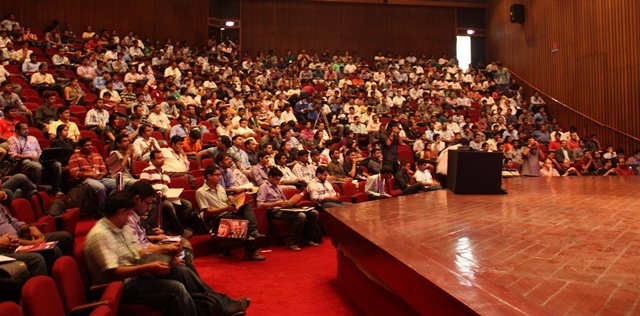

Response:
(183, 138), (202, 154)
(0, 118), (16, 139)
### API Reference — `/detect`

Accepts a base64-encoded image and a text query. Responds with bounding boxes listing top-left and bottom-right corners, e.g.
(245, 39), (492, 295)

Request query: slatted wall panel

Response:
(0, 0), (209, 45)
(240, 0), (457, 60)
(487, 0), (640, 154)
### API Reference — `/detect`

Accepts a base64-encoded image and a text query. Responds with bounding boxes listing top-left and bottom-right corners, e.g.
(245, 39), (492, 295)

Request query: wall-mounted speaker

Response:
(510, 4), (525, 24)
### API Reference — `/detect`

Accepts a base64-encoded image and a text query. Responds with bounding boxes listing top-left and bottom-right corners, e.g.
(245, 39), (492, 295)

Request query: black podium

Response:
(447, 149), (503, 194)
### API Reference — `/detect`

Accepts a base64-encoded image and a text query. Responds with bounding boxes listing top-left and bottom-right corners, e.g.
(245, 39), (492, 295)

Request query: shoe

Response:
(181, 229), (193, 239)
(243, 252), (266, 261)
(221, 297), (250, 316)
(249, 230), (265, 239)
(287, 245), (301, 251)
(55, 191), (64, 197)
(306, 241), (319, 247)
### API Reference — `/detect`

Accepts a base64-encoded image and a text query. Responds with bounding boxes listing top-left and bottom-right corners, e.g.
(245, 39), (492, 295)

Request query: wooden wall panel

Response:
(241, 0), (457, 60)
(0, 0), (209, 45)
(487, 0), (640, 153)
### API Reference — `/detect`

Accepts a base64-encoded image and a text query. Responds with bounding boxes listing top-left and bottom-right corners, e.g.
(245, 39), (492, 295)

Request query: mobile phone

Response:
(179, 250), (185, 259)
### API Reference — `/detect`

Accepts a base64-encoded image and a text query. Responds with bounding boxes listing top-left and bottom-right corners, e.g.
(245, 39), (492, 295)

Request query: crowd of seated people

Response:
(1, 13), (639, 314)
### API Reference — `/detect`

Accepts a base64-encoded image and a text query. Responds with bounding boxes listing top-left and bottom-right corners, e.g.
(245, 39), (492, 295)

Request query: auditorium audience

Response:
(1, 16), (639, 308)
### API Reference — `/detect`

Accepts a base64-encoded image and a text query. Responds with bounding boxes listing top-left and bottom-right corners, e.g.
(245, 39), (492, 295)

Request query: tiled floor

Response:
(328, 176), (640, 315)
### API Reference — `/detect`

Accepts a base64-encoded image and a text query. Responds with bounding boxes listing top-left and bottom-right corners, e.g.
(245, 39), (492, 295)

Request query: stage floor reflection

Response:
(326, 177), (640, 315)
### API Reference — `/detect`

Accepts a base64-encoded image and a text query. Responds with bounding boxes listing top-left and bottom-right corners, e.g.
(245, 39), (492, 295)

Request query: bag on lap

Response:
(0, 261), (30, 303)
(0, 159), (20, 178)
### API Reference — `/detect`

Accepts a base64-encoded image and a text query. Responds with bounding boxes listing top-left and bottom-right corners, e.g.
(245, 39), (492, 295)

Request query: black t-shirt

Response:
(380, 131), (398, 161)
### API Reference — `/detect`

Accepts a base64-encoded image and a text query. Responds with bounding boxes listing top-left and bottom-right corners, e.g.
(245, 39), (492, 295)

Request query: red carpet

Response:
(194, 240), (357, 315)
(75, 219), (357, 315)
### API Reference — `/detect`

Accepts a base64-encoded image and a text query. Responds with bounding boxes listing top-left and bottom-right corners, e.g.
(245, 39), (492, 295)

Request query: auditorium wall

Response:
(0, 0), (209, 45)
(487, 0), (640, 152)
(240, 0), (458, 61)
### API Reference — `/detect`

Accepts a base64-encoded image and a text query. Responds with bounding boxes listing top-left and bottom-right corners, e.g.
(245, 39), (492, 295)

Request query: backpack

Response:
(0, 261), (30, 303)
(191, 292), (222, 316)
(0, 159), (20, 178)
(65, 184), (97, 216)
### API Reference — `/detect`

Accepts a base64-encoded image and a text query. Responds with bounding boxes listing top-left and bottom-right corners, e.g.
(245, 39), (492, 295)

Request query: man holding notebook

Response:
(256, 168), (319, 252)
(196, 165), (265, 261)
(0, 193), (73, 273)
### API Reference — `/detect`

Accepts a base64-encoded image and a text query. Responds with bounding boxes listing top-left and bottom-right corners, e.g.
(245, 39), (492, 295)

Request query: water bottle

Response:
(155, 191), (163, 228)
(116, 172), (123, 191)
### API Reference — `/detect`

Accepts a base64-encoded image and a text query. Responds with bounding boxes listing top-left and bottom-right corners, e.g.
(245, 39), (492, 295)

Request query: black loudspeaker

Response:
(510, 4), (525, 23)
(447, 150), (503, 194)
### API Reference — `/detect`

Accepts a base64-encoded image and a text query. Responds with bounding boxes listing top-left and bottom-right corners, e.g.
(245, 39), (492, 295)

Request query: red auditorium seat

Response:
(21, 275), (114, 316)
(52, 256), (122, 316)
(169, 176), (191, 190)
(10, 198), (56, 233)
(340, 181), (368, 203)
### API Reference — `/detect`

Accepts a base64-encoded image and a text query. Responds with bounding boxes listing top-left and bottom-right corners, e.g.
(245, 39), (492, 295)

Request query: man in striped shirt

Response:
(68, 137), (116, 214)
(139, 150), (193, 238)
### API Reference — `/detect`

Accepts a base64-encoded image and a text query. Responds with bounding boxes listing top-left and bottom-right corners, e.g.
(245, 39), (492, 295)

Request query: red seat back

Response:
(341, 181), (358, 196)
(22, 276), (66, 316)
(10, 198), (36, 223)
(52, 256), (87, 314)
(0, 302), (23, 316)
(169, 176), (191, 190)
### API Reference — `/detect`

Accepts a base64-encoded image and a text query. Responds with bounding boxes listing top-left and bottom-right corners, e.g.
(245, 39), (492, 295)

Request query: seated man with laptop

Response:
(256, 168), (320, 252)
(196, 165), (266, 261)
(7, 122), (63, 195)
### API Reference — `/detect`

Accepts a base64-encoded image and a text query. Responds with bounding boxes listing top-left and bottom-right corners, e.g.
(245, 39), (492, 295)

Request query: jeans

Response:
(122, 275), (197, 316)
(272, 209), (318, 246)
(319, 201), (347, 209)
(20, 160), (62, 191)
(2, 174), (37, 202)
(7, 252), (47, 276)
(84, 178), (117, 212)
(402, 183), (427, 196)
(121, 264), (228, 316)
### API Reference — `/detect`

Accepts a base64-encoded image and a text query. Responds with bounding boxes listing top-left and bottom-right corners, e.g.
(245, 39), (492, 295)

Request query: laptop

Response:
(39, 147), (63, 163)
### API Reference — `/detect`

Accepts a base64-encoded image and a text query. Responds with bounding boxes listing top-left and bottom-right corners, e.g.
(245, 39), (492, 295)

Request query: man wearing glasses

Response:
(196, 165), (265, 261)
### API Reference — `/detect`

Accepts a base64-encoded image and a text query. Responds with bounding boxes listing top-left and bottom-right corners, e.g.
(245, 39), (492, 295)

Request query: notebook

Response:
(14, 241), (58, 253)
(279, 206), (315, 213)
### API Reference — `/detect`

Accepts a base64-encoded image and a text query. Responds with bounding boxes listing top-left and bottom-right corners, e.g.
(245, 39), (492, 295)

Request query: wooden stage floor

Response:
(325, 176), (640, 315)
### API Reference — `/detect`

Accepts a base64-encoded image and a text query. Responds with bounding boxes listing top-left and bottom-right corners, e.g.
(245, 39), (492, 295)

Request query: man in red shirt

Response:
(0, 104), (19, 142)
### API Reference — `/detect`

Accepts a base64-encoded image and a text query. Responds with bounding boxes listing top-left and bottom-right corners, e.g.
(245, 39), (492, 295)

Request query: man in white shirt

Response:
(148, 103), (171, 136)
(164, 62), (182, 83)
(414, 159), (442, 191)
(133, 124), (162, 161)
(160, 136), (195, 189)
(307, 166), (347, 209)
(364, 166), (393, 198)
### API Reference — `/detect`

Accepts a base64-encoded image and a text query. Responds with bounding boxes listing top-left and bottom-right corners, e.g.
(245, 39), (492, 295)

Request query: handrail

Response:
(509, 70), (640, 143)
